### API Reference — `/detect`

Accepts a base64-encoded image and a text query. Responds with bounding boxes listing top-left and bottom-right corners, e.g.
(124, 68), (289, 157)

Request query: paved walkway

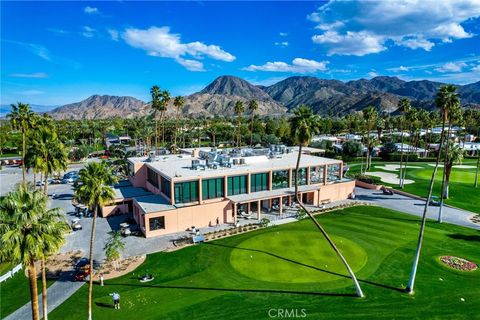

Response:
(4, 272), (84, 320)
(354, 187), (480, 230)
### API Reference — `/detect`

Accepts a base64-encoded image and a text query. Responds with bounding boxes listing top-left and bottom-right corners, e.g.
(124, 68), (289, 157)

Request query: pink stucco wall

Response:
(101, 203), (129, 218)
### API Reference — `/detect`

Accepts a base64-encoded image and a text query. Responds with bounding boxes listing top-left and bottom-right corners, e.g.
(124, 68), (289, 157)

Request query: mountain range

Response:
(34, 76), (480, 119)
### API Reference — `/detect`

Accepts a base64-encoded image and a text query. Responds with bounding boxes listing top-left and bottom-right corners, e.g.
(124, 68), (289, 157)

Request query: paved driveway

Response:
(354, 187), (480, 230)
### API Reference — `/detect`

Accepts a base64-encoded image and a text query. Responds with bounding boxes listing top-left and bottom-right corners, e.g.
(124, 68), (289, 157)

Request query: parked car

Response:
(62, 174), (78, 184)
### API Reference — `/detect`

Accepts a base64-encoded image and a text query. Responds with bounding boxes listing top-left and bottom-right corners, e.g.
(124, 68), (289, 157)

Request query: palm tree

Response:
(74, 162), (118, 320)
(7, 103), (35, 182)
(103, 231), (125, 271)
(291, 105), (364, 298)
(38, 204), (69, 320)
(401, 108), (418, 187)
(150, 86), (170, 154)
(248, 100), (258, 146)
(362, 105), (378, 171)
(173, 96), (185, 151)
(234, 101), (245, 147)
(30, 127), (68, 195)
(0, 185), (65, 320)
(437, 105), (462, 223)
(397, 98), (411, 188)
(406, 85), (459, 294)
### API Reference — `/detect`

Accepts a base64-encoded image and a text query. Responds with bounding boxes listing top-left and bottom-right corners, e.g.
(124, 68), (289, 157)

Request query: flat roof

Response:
(113, 185), (153, 200)
(130, 152), (341, 181)
(134, 194), (175, 214)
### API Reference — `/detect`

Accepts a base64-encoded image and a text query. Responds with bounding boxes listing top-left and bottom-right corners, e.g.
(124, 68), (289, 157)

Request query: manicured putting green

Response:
(230, 230), (367, 283)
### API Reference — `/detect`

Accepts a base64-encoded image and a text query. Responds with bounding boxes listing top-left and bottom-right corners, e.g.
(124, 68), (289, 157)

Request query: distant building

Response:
(395, 143), (427, 157)
(101, 147), (355, 238)
(105, 133), (131, 148)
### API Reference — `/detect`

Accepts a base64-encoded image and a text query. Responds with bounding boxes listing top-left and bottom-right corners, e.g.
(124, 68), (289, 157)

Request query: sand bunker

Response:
(375, 164), (422, 172)
(367, 171), (415, 185)
(427, 164), (476, 169)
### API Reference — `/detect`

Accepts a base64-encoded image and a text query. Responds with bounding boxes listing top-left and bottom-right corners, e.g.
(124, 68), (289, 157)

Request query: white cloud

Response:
(176, 58), (205, 72)
(81, 26), (96, 38)
(309, 0), (480, 55)
(84, 6), (99, 14)
(395, 37), (434, 51)
(312, 31), (385, 56)
(472, 65), (480, 72)
(279, 32), (288, 37)
(435, 62), (468, 73)
(244, 58), (329, 73)
(388, 65), (409, 72)
(107, 29), (119, 41)
(122, 26), (235, 71)
(47, 28), (68, 35)
(274, 41), (289, 47)
(9, 72), (48, 78)
(367, 71), (379, 78)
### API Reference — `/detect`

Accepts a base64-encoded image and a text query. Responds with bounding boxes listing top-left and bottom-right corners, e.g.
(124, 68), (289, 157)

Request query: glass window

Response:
(291, 168), (307, 186)
(202, 177), (224, 200)
(310, 166), (325, 184)
(147, 167), (158, 188)
(174, 180), (199, 204)
(272, 170), (289, 189)
(128, 162), (135, 177)
(161, 176), (171, 199)
(149, 216), (165, 231)
(251, 172), (269, 192)
(227, 175), (247, 196)
(327, 164), (341, 182)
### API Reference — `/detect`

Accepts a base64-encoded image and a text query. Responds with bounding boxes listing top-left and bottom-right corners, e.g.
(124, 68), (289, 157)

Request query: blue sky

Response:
(1, 1), (480, 106)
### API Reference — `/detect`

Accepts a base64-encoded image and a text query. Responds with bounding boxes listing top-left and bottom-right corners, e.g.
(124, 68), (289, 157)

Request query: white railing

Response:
(0, 264), (22, 283)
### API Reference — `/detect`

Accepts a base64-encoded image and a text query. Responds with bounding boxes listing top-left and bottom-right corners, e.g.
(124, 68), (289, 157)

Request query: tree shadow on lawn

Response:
(105, 282), (357, 297)
(95, 302), (115, 309)
(447, 233), (480, 242)
(205, 242), (404, 293)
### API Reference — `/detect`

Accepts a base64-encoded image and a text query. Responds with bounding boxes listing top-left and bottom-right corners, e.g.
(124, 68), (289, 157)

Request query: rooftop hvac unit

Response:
(232, 159), (239, 165)
(239, 158), (246, 165)
(191, 159), (200, 169)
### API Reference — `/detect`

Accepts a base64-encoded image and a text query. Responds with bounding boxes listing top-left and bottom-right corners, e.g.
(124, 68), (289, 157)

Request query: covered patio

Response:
(227, 185), (320, 223)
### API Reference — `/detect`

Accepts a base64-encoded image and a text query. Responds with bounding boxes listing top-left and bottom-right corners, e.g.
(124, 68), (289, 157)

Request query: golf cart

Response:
(74, 259), (91, 281)
(429, 196), (441, 206)
(382, 186), (394, 195)
(71, 218), (82, 231)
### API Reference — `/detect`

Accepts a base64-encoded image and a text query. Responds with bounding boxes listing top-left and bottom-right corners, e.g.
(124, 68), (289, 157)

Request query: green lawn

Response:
(349, 160), (480, 214)
(49, 206), (480, 319)
(0, 271), (54, 319)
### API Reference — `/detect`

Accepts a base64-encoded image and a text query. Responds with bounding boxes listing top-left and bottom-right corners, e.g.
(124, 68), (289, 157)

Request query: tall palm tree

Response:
(406, 85), (459, 294)
(437, 105), (462, 222)
(291, 105), (364, 298)
(7, 103), (35, 182)
(362, 105), (378, 171)
(401, 108), (418, 187)
(248, 100), (258, 146)
(397, 98), (411, 188)
(150, 86), (170, 154)
(38, 204), (69, 320)
(173, 96), (185, 151)
(0, 185), (64, 320)
(74, 162), (118, 320)
(234, 101), (245, 147)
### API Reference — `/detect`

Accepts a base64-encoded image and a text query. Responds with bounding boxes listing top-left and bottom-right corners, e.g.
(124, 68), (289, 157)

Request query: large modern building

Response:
(102, 146), (355, 238)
